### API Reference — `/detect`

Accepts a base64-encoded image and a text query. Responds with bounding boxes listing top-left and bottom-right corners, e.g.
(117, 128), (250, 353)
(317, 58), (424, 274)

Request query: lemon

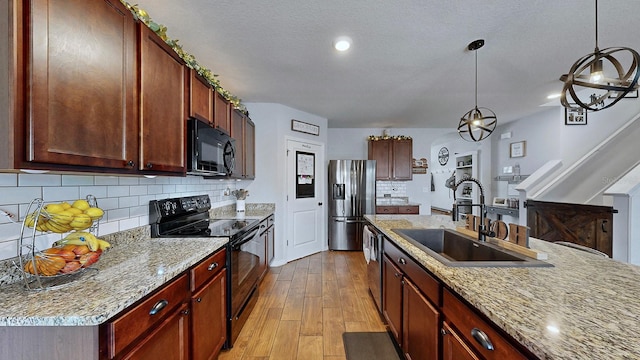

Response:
(44, 203), (65, 214)
(84, 207), (104, 220)
(60, 202), (72, 210)
(71, 199), (90, 211)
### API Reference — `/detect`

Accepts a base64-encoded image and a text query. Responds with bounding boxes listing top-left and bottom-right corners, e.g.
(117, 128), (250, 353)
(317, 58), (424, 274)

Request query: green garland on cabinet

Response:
(120, 1), (247, 114)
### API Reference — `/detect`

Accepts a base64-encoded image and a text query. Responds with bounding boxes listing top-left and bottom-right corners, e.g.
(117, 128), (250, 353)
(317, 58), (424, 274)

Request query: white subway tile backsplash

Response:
(61, 175), (94, 186)
(0, 174), (18, 186)
(130, 185), (148, 196)
(107, 185), (130, 198)
(0, 175), (237, 261)
(94, 176), (119, 185)
(0, 187), (42, 204)
(118, 177), (139, 185)
(79, 186), (108, 199)
(42, 186), (80, 202)
(18, 174), (62, 187)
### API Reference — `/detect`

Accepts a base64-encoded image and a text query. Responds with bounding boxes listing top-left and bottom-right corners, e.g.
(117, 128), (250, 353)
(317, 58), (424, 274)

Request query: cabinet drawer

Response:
(376, 206), (398, 214)
(383, 238), (440, 306)
(398, 206), (419, 214)
(191, 248), (226, 292)
(107, 274), (189, 357)
(442, 289), (528, 360)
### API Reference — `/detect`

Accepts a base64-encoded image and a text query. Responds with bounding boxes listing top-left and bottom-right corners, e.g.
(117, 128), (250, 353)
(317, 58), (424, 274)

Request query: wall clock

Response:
(438, 147), (449, 165)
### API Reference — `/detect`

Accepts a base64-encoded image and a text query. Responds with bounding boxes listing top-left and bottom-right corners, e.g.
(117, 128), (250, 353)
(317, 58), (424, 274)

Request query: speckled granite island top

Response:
(0, 229), (228, 327)
(365, 214), (640, 360)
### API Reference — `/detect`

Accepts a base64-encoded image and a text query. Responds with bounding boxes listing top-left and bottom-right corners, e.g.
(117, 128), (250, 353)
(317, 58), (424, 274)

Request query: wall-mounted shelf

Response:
(495, 175), (529, 183)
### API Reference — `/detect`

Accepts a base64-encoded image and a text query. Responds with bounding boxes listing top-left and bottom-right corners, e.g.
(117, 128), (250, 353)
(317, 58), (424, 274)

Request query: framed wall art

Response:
(565, 104), (587, 125)
(510, 141), (526, 158)
(291, 119), (320, 136)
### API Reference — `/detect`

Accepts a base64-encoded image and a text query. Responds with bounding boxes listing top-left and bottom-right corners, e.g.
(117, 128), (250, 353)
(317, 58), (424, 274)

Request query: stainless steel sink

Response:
(391, 228), (552, 267)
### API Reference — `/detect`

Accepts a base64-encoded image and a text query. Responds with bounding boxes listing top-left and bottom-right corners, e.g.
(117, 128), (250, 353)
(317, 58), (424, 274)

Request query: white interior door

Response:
(286, 139), (325, 262)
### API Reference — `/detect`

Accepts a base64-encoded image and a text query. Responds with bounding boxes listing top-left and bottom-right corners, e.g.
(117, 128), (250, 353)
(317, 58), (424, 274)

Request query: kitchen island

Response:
(366, 214), (640, 359)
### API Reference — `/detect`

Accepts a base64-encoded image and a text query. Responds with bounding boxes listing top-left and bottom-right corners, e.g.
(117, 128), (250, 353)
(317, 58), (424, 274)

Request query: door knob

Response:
(318, 202), (323, 206)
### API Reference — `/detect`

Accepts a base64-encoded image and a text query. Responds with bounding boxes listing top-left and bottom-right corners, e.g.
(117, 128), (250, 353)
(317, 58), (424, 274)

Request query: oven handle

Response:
(233, 226), (261, 246)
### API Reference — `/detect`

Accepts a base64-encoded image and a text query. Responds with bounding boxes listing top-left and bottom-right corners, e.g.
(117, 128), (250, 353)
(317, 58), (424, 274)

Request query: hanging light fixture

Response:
(560, 0), (640, 111)
(458, 39), (497, 142)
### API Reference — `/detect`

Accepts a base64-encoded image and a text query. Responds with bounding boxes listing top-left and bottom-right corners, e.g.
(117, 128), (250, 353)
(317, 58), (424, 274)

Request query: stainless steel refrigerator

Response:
(328, 160), (376, 250)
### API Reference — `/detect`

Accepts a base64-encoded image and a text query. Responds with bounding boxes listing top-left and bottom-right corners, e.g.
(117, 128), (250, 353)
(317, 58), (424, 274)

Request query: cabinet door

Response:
(138, 24), (186, 173)
(231, 109), (244, 177)
(392, 139), (413, 180)
(191, 268), (227, 360)
(382, 255), (402, 343)
(214, 92), (231, 134)
(122, 303), (190, 360)
(442, 322), (481, 360)
(26, 0), (137, 169)
(402, 279), (439, 360)
(368, 140), (391, 180)
(189, 69), (213, 124)
(244, 118), (256, 179)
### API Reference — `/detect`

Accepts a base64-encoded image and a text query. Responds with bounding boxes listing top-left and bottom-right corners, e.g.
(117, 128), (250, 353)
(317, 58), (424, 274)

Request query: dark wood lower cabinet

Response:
(441, 322), (480, 360)
(403, 279), (439, 360)
(382, 255), (403, 343)
(122, 303), (190, 360)
(191, 268), (226, 360)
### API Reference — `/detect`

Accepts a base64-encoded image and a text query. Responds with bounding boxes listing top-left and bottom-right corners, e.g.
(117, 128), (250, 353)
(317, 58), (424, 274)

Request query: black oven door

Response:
(229, 226), (263, 317)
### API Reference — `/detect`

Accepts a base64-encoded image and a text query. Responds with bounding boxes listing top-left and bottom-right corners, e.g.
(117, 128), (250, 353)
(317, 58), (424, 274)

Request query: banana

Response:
(54, 232), (100, 251)
(96, 239), (111, 251)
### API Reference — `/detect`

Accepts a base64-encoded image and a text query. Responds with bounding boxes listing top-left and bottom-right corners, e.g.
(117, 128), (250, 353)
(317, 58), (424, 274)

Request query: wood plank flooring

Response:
(219, 251), (387, 360)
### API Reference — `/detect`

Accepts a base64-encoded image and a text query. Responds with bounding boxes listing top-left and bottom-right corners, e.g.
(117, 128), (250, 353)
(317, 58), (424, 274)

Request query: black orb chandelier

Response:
(559, 0), (640, 111)
(458, 39), (497, 142)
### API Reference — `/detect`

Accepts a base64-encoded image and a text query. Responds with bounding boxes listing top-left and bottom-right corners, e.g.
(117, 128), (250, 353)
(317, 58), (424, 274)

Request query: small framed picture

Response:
(510, 141), (526, 158)
(492, 197), (506, 206)
(565, 104), (587, 125)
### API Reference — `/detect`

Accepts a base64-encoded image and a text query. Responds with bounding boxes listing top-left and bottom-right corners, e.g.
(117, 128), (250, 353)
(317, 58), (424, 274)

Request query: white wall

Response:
(327, 127), (451, 214)
(244, 103), (328, 265)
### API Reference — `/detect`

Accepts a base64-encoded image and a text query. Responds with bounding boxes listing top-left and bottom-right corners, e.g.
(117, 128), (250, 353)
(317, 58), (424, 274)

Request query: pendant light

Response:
(559, 0), (640, 111)
(458, 39), (497, 142)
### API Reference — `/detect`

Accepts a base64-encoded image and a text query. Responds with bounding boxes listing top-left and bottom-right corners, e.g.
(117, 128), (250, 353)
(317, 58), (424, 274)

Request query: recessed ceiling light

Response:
(547, 93), (561, 99)
(333, 36), (352, 52)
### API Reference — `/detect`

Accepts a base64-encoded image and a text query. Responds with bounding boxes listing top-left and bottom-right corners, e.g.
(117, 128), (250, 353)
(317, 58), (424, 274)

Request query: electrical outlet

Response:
(223, 187), (231, 196)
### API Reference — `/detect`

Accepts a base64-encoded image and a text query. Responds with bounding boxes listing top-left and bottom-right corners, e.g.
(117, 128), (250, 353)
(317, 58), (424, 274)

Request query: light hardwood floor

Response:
(218, 251), (387, 360)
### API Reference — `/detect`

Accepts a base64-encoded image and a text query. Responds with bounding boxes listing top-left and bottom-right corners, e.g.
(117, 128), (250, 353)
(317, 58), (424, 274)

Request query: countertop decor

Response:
(365, 214), (640, 360)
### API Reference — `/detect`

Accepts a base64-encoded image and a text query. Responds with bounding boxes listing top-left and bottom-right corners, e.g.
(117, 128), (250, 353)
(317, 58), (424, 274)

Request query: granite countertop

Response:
(376, 197), (421, 206)
(365, 214), (640, 360)
(0, 205), (275, 327)
(0, 228), (227, 327)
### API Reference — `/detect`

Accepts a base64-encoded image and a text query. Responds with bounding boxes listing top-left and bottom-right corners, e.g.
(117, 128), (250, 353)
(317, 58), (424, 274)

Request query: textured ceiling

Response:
(134, 0), (640, 129)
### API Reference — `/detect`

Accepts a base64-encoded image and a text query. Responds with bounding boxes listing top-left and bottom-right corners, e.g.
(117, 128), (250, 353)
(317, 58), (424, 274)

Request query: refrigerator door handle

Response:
(333, 218), (365, 223)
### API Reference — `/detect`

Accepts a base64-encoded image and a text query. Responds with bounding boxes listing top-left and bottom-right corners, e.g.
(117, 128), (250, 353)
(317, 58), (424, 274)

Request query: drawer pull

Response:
(149, 299), (169, 315)
(398, 258), (406, 265)
(471, 328), (494, 351)
(208, 262), (219, 271)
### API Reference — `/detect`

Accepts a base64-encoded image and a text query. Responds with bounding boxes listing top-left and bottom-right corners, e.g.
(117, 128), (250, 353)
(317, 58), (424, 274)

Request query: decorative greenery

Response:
(120, 1), (247, 114)
(367, 135), (412, 141)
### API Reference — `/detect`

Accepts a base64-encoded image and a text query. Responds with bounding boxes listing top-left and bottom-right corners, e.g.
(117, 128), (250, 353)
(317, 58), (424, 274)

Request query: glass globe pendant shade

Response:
(458, 106), (497, 142)
(560, 46), (640, 111)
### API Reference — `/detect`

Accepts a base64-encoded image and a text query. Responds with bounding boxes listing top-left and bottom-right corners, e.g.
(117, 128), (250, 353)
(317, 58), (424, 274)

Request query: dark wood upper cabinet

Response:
(230, 109), (255, 179)
(214, 91), (231, 134)
(24, 0), (138, 170)
(189, 69), (213, 124)
(244, 118), (255, 179)
(368, 139), (413, 180)
(231, 109), (244, 177)
(138, 23), (187, 174)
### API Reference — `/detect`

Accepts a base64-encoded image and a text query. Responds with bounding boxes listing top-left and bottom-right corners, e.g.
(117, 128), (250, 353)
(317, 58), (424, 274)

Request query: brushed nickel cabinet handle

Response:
(208, 262), (218, 271)
(149, 299), (168, 315)
(471, 328), (494, 351)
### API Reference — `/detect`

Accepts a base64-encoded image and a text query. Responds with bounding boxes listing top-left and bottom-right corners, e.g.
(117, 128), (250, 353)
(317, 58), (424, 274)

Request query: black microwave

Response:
(187, 118), (236, 177)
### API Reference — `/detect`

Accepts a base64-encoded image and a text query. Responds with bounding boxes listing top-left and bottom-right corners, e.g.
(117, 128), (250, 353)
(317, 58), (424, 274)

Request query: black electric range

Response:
(149, 194), (264, 349)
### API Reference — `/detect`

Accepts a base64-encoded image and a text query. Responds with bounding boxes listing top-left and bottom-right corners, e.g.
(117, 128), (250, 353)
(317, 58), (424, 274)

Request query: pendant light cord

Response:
(594, 0), (599, 51)
(475, 48), (478, 108)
